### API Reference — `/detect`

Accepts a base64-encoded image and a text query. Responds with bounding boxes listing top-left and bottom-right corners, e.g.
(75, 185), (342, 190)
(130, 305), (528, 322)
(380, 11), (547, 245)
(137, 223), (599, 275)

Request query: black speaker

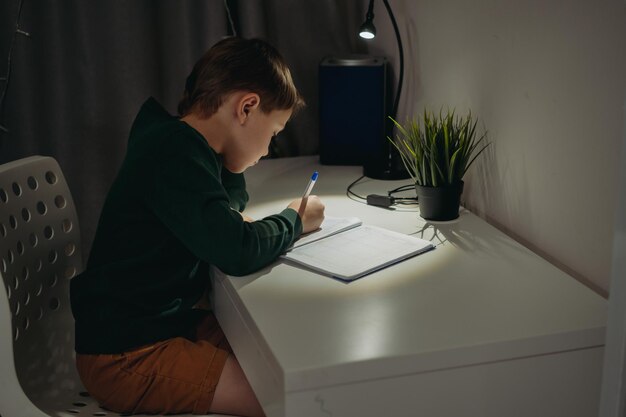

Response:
(319, 56), (388, 168)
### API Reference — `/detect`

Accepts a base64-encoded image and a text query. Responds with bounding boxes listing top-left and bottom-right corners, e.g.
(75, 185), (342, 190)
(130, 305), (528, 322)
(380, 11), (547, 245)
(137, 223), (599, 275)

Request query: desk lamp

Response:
(359, 0), (408, 180)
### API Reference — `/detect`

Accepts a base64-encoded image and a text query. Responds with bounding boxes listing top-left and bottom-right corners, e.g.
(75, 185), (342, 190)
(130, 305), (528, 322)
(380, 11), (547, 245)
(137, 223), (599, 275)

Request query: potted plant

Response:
(389, 109), (490, 221)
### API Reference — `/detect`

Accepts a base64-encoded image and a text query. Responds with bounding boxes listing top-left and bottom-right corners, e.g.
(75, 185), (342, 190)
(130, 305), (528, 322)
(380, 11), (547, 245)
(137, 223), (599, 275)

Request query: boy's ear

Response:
(237, 93), (260, 124)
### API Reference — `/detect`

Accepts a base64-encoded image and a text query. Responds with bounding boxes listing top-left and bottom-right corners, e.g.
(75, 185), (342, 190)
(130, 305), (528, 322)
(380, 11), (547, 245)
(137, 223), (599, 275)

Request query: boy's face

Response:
(225, 106), (292, 173)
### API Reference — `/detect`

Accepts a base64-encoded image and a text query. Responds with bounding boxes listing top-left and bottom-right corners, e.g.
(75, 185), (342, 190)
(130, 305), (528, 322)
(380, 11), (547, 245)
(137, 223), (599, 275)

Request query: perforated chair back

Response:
(0, 155), (89, 417)
(0, 156), (224, 417)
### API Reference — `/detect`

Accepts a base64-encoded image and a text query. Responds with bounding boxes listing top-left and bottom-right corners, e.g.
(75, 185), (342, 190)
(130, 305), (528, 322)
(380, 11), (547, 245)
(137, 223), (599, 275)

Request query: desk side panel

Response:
(285, 347), (604, 417)
(212, 272), (285, 417)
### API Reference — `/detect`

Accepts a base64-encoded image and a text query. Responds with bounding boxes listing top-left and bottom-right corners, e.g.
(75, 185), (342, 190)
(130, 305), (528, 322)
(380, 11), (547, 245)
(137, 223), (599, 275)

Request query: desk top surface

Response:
(214, 156), (607, 393)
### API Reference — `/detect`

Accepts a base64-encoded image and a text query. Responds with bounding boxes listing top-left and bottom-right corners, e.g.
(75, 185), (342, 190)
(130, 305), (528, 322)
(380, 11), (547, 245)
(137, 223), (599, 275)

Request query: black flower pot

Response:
(415, 181), (464, 221)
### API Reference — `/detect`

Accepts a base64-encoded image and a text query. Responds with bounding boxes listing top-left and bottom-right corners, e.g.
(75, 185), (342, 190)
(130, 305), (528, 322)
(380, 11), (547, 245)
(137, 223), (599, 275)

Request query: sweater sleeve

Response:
(142, 151), (302, 276)
(221, 167), (249, 212)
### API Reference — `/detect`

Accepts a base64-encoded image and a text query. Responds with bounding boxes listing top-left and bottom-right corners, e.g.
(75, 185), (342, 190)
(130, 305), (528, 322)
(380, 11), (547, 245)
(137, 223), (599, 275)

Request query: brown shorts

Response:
(76, 312), (232, 415)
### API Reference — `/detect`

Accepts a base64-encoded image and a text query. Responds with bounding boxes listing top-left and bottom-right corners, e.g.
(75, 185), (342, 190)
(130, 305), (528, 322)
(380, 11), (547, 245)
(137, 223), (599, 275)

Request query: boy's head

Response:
(178, 37), (305, 118)
(178, 37), (304, 173)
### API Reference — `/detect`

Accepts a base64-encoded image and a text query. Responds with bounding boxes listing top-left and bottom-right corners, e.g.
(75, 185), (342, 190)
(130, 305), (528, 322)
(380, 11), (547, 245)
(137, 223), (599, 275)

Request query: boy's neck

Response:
(180, 112), (227, 153)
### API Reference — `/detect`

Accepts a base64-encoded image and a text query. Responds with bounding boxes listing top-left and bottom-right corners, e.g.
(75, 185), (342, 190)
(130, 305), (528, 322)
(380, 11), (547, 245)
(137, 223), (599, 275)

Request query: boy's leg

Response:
(76, 337), (230, 415)
(76, 312), (258, 415)
(210, 355), (265, 417)
(194, 311), (265, 416)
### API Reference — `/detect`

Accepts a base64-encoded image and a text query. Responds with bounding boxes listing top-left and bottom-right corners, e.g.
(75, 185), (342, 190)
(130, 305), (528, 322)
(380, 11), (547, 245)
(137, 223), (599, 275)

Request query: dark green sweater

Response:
(70, 98), (302, 354)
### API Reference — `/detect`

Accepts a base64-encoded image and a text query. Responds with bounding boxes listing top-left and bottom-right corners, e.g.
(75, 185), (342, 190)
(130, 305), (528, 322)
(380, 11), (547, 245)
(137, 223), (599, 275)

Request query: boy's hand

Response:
(288, 195), (325, 233)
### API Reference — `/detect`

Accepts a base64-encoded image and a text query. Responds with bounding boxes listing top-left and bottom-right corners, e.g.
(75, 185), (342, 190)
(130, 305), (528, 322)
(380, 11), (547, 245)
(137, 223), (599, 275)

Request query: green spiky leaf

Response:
(388, 110), (491, 187)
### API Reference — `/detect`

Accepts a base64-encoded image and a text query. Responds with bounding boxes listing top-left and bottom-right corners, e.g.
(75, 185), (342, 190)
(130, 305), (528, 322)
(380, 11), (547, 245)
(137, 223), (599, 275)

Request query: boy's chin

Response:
(223, 160), (247, 174)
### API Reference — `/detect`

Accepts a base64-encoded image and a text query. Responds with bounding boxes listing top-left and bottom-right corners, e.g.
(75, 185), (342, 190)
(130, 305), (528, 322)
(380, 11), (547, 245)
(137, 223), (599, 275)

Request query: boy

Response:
(70, 37), (324, 417)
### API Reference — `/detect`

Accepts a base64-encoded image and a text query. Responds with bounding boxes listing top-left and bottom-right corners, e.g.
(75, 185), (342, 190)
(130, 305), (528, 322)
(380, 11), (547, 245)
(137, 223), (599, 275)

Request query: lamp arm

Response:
(382, 0), (404, 122)
(366, 0), (375, 21)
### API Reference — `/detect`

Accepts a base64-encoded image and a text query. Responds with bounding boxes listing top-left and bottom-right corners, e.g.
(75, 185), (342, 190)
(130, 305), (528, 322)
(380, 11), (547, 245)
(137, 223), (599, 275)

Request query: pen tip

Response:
(312, 171), (318, 181)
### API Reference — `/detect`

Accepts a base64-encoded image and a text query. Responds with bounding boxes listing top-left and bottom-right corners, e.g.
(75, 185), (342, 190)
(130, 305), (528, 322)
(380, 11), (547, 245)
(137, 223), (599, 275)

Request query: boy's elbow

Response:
(219, 261), (265, 277)
(216, 252), (269, 277)
(209, 226), (287, 276)
(223, 266), (256, 277)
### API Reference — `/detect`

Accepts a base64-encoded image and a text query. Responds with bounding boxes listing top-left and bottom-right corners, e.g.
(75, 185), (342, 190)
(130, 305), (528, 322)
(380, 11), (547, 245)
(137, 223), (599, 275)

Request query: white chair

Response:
(0, 156), (226, 417)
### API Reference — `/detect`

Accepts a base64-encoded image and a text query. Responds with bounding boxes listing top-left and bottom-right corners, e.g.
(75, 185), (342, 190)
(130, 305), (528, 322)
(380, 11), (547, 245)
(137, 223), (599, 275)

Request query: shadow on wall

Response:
(400, 5), (421, 121)
(464, 137), (531, 229)
(464, 137), (607, 296)
(463, 135), (536, 251)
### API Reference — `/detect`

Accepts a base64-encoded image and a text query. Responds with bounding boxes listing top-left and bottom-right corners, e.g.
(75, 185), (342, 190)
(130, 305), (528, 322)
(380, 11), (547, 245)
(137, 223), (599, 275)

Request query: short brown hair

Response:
(178, 37), (305, 117)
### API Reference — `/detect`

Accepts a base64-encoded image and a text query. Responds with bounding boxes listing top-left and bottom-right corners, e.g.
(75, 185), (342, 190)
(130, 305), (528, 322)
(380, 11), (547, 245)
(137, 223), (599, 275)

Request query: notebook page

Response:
(292, 216), (362, 249)
(283, 225), (434, 280)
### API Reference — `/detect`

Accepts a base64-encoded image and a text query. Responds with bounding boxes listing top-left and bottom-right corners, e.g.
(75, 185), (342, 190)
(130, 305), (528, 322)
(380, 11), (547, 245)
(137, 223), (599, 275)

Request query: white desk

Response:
(211, 156), (607, 417)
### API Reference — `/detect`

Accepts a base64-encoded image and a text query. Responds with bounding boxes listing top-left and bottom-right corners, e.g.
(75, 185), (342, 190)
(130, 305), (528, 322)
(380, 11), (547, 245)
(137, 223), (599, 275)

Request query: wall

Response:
(366, 0), (626, 294)
(599, 103), (626, 416)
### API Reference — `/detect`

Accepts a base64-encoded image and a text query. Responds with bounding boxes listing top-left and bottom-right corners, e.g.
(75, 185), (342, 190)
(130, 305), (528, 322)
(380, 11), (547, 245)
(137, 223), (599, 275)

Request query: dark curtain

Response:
(0, 0), (367, 259)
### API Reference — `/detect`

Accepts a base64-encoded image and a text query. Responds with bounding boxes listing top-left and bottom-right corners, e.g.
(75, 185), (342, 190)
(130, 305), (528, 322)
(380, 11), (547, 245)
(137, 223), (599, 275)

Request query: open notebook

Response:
(282, 216), (435, 281)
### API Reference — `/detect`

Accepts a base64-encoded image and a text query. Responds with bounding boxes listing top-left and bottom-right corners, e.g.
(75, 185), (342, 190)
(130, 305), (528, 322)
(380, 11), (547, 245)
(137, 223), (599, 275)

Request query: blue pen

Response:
(302, 171), (319, 200)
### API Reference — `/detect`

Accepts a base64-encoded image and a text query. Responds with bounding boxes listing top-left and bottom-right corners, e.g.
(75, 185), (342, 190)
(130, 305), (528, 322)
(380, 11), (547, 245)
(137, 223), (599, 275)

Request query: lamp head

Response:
(359, 20), (376, 39)
(359, 0), (377, 39)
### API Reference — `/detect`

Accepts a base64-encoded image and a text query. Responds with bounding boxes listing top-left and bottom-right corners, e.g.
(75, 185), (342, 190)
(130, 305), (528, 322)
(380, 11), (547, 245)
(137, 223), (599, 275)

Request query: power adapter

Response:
(366, 194), (394, 208)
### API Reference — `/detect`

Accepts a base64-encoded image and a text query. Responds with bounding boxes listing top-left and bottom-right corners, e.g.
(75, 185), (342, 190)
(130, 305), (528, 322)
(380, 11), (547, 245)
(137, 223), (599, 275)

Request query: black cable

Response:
(392, 199), (418, 204)
(388, 182), (418, 204)
(0, 0), (28, 135)
(223, 0), (238, 37)
(387, 183), (414, 195)
(346, 175), (367, 202)
(346, 175), (418, 207)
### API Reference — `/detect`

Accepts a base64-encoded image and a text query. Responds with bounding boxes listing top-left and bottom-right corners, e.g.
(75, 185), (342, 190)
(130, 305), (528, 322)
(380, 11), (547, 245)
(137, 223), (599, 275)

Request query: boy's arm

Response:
(143, 153), (301, 277)
(221, 167), (249, 212)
